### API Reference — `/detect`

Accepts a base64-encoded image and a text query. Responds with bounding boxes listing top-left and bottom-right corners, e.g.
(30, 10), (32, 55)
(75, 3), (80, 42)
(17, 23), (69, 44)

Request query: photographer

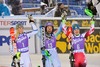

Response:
(8, 0), (23, 15)
(86, 0), (97, 16)
(54, 3), (71, 17)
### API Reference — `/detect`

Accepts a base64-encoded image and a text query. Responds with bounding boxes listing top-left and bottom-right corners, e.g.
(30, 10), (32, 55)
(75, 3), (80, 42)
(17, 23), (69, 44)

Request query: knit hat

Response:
(16, 24), (23, 29)
(45, 22), (53, 27)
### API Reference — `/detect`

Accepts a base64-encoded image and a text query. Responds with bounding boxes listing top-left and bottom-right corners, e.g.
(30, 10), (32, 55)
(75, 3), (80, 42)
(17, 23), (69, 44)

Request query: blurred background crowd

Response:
(0, 0), (100, 17)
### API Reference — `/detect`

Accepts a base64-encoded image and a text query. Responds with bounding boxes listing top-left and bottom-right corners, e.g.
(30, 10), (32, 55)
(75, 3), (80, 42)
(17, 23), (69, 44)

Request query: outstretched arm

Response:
(54, 23), (62, 38)
(61, 19), (68, 36)
(82, 20), (95, 38)
(27, 22), (38, 38)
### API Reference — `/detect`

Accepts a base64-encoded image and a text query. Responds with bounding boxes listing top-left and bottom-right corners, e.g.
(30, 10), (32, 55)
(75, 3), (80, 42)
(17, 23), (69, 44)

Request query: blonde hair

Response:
(15, 24), (24, 39)
(16, 29), (20, 39)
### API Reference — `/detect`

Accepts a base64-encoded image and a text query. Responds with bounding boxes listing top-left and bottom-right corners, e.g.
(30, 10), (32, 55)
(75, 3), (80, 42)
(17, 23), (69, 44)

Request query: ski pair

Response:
(10, 27), (20, 67)
(40, 26), (54, 67)
(67, 27), (75, 67)
(61, 12), (75, 67)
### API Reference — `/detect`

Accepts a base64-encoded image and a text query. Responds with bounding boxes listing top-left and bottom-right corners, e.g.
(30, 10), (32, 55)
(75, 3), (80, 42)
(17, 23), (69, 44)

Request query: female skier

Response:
(41, 22), (61, 67)
(61, 19), (95, 67)
(9, 18), (38, 67)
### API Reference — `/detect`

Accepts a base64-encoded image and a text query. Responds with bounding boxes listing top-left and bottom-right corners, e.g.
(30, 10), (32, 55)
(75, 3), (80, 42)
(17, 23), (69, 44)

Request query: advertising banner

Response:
(0, 17), (100, 54)
(0, 17), (29, 28)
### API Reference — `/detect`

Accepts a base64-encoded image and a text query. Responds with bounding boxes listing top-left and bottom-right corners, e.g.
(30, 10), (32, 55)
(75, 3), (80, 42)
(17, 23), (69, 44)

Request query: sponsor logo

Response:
(0, 21), (27, 26)
(0, 36), (10, 46)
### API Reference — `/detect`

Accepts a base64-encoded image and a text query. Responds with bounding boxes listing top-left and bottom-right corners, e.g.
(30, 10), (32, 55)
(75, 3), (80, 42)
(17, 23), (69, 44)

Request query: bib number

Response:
(48, 43), (52, 49)
(22, 43), (25, 47)
(77, 44), (80, 50)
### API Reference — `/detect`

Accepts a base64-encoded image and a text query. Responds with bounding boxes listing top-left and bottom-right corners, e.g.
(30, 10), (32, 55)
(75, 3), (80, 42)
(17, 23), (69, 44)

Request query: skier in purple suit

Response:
(10, 18), (38, 67)
(43, 22), (61, 67)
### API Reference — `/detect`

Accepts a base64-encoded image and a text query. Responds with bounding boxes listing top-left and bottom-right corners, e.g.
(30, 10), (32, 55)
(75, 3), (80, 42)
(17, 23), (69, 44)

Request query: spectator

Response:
(0, 0), (11, 16)
(40, 2), (48, 15)
(8, 0), (23, 15)
(54, 3), (71, 17)
(86, 0), (97, 15)
(92, 0), (100, 17)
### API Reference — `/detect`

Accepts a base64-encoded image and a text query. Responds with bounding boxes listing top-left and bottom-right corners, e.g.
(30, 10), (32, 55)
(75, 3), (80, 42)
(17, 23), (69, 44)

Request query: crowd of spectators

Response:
(0, 0), (99, 17)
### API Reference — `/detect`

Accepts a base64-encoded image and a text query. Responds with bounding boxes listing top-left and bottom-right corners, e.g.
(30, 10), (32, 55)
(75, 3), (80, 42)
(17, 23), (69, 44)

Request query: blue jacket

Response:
(0, 4), (10, 16)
